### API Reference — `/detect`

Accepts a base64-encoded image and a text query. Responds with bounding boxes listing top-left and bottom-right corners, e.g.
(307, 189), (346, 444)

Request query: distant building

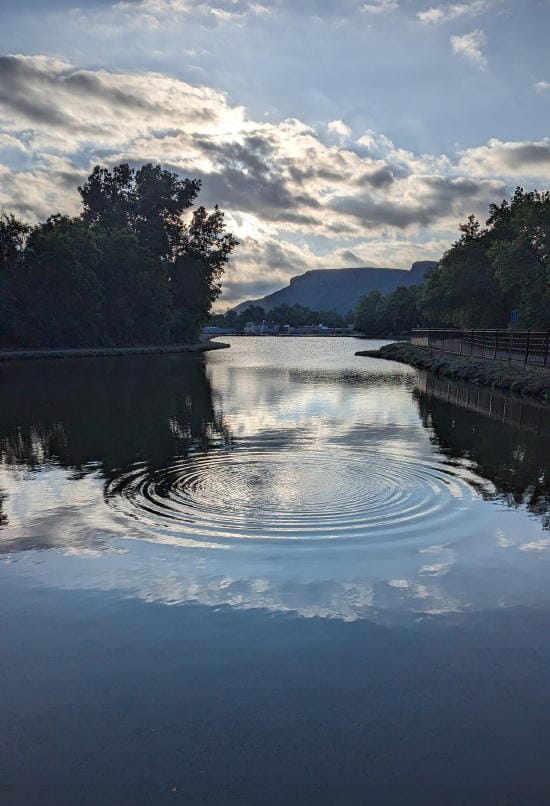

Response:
(280, 323), (351, 335)
(244, 321), (280, 335)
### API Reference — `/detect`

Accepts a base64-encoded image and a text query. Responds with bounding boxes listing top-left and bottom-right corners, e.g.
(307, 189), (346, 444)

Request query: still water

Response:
(1, 337), (549, 805)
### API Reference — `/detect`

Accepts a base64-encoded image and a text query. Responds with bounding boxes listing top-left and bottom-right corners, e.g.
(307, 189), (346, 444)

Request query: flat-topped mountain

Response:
(233, 261), (436, 316)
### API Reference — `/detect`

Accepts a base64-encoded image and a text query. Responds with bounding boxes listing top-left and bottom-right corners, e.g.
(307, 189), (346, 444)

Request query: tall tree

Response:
(171, 205), (238, 340)
(79, 163), (201, 259)
(15, 216), (103, 348)
(0, 213), (29, 346)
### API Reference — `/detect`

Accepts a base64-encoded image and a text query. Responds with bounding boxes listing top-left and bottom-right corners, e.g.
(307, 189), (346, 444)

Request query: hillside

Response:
(233, 261), (436, 316)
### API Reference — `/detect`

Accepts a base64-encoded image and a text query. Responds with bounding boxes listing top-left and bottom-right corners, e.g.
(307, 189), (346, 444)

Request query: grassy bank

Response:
(0, 340), (229, 363)
(356, 342), (550, 401)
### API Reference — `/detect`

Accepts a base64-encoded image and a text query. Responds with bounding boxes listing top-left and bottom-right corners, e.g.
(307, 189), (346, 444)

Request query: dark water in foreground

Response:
(1, 337), (549, 805)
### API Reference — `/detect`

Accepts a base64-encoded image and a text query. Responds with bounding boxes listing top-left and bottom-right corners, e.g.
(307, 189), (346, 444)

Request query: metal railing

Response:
(416, 371), (550, 436)
(411, 329), (550, 367)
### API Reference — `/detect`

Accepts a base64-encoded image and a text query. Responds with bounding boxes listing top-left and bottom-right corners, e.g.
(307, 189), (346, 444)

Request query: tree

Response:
(418, 188), (550, 329)
(15, 216), (103, 347)
(0, 213), (29, 346)
(419, 213), (508, 328)
(354, 290), (385, 335)
(383, 286), (423, 334)
(170, 205), (238, 340)
(486, 189), (550, 328)
(79, 163), (201, 260)
(93, 225), (171, 346)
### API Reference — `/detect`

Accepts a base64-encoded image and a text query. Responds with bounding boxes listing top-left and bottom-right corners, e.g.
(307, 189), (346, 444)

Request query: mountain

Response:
(232, 261), (437, 316)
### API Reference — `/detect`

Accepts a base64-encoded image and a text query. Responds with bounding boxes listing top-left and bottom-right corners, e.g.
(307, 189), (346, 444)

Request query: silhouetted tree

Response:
(419, 188), (550, 329)
(15, 216), (103, 347)
(0, 213), (29, 346)
(354, 290), (385, 334)
(0, 164), (237, 348)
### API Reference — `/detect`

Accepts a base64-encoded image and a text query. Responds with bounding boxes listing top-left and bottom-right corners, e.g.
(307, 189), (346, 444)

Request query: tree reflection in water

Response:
(0, 355), (549, 538)
(414, 371), (550, 529)
(0, 354), (232, 528)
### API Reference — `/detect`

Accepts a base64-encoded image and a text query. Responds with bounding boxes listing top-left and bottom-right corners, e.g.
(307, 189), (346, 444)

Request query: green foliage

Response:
(354, 287), (422, 335)
(420, 188), (550, 329)
(172, 206), (239, 333)
(355, 188), (550, 334)
(15, 216), (103, 348)
(0, 213), (30, 346)
(0, 164), (237, 348)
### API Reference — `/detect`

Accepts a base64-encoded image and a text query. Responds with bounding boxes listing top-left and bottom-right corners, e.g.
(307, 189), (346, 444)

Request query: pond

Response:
(1, 337), (549, 805)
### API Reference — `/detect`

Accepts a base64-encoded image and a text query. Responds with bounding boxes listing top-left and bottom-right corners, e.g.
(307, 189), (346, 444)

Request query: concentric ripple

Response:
(106, 443), (485, 546)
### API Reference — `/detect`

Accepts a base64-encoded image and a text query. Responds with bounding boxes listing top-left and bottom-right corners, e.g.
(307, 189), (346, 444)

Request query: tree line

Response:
(354, 188), (550, 335)
(0, 164), (238, 348)
(211, 303), (350, 331)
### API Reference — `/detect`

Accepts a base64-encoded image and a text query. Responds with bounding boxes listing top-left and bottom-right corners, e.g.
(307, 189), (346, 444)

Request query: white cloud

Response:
(450, 29), (488, 69)
(534, 81), (550, 93)
(0, 53), (548, 306)
(361, 0), (399, 14)
(327, 119), (352, 140)
(417, 0), (499, 24)
(113, 0), (271, 26)
(456, 137), (550, 177)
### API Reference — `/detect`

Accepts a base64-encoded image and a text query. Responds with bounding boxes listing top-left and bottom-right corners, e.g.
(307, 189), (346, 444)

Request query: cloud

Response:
(456, 138), (550, 177)
(450, 29), (488, 69)
(361, 0), (399, 14)
(0, 53), (548, 306)
(327, 119), (352, 140)
(417, 0), (499, 24)
(534, 81), (550, 93)
(113, 0), (271, 26)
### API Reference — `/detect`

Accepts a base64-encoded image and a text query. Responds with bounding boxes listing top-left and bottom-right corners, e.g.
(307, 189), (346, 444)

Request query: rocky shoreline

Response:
(356, 341), (550, 402)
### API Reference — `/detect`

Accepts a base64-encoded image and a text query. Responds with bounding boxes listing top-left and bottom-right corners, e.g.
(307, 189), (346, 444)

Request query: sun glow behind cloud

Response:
(0, 0), (549, 305)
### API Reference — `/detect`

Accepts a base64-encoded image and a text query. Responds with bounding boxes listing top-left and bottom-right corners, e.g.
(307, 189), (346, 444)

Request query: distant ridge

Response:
(232, 261), (437, 316)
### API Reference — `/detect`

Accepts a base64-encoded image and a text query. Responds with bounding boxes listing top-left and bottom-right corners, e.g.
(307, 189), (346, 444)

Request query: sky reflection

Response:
(0, 337), (549, 623)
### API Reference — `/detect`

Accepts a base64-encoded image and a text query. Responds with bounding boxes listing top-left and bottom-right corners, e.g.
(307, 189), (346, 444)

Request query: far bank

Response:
(0, 340), (229, 363)
(357, 342), (550, 402)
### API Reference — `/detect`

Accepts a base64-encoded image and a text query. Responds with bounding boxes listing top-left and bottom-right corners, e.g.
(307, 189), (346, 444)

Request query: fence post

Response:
(544, 330), (549, 367)
(481, 330), (485, 358)
(470, 329), (474, 356)
(508, 330), (512, 365)
(494, 331), (498, 359)
(459, 329), (463, 355)
(525, 329), (530, 364)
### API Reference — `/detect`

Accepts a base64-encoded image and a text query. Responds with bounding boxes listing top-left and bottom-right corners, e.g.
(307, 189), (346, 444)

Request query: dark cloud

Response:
(61, 71), (160, 113)
(332, 175), (506, 230)
(264, 241), (308, 271)
(0, 56), (76, 129)
(358, 165), (395, 188)
(0, 55), (217, 136)
(500, 142), (550, 168)
(339, 249), (362, 264)
(195, 133), (322, 221)
(331, 193), (432, 228)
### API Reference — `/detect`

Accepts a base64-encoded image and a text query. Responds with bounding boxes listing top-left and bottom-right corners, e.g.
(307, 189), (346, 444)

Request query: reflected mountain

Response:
(414, 372), (550, 529)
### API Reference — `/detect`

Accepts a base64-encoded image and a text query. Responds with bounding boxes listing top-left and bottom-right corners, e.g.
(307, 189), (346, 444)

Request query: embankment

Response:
(0, 340), (229, 363)
(356, 342), (550, 401)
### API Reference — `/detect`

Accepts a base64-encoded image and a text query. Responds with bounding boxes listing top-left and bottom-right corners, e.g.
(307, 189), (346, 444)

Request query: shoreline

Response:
(0, 340), (229, 363)
(356, 342), (550, 402)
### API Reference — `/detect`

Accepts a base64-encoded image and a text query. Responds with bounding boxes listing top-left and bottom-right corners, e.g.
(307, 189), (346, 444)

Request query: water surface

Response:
(1, 338), (549, 805)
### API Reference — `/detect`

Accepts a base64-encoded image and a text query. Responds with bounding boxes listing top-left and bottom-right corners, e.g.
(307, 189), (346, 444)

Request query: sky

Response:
(0, 0), (549, 306)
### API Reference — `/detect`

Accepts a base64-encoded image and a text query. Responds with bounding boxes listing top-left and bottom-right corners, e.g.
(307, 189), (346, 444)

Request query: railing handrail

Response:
(410, 327), (550, 367)
(411, 328), (548, 334)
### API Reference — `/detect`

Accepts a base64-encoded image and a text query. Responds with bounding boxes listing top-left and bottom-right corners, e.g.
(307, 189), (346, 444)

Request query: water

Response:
(1, 337), (549, 805)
